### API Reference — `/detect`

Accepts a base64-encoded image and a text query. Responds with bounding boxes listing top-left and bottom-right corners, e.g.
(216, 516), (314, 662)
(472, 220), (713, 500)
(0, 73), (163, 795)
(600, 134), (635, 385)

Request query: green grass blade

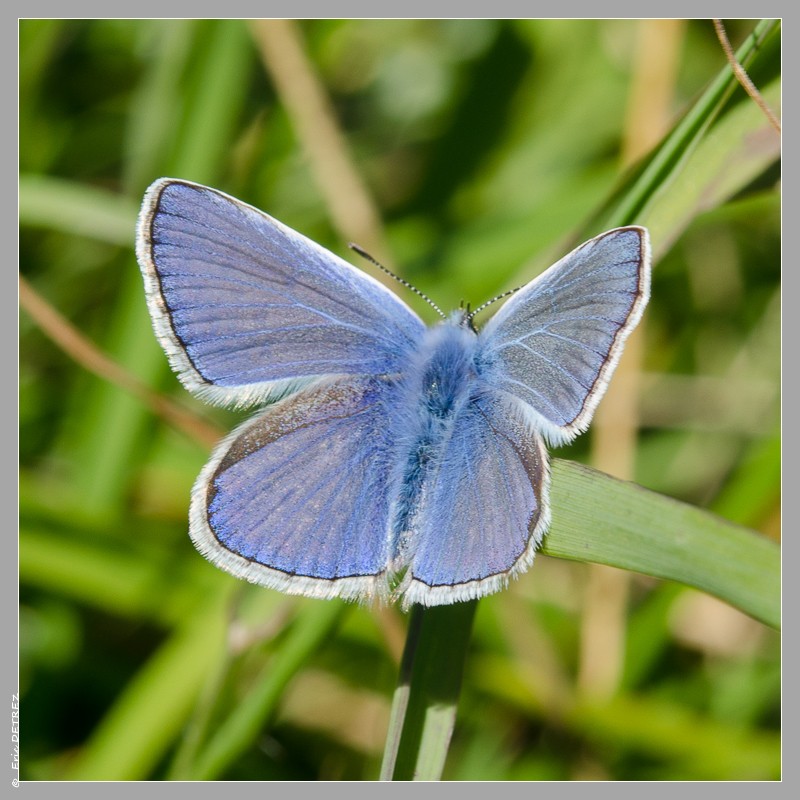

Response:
(542, 460), (779, 629)
(643, 76), (780, 253)
(597, 18), (780, 231)
(122, 20), (196, 193)
(473, 654), (780, 779)
(711, 425), (781, 528)
(63, 590), (231, 780)
(570, 692), (780, 780)
(381, 602), (477, 781)
(382, 456), (778, 780)
(19, 524), (208, 627)
(169, 20), (253, 181)
(19, 174), (139, 246)
(54, 20), (253, 520)
(189, 601), (346, 780)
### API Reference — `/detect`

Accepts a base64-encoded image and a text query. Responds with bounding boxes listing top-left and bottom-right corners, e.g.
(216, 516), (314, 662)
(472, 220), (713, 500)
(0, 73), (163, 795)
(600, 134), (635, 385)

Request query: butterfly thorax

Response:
(416, 315), (477, 418)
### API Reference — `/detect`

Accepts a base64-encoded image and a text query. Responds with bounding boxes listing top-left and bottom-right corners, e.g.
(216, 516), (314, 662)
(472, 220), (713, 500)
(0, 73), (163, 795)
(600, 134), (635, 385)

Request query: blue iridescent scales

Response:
(136, 179), (650, 607)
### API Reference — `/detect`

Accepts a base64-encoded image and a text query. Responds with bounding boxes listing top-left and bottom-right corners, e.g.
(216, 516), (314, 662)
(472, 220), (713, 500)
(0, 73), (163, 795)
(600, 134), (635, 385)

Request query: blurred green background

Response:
(19, 19), (779, 780)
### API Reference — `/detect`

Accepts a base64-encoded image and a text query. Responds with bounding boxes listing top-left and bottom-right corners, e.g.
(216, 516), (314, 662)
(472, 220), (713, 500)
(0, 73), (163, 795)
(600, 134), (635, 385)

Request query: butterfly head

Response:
(453, 303), (477, 334)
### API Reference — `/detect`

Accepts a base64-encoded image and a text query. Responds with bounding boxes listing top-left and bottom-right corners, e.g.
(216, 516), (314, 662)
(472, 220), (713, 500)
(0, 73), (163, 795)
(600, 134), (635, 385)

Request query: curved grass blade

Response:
(64, 589), (231, 780)
(19, 174), (139, 246)
(381, 457), (778, 780)
(543, 460), (779, 629)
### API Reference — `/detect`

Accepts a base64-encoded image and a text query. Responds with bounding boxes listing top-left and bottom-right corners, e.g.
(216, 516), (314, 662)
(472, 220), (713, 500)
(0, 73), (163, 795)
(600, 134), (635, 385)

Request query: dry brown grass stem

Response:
(713, 19), (781, 135)
(249, 20), (394, 274)
(19, 274), (222, 448)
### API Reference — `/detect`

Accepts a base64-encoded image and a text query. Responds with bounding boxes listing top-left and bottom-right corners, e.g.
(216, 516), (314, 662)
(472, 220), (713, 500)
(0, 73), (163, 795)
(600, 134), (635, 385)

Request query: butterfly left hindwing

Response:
(189, 375), (401, 603)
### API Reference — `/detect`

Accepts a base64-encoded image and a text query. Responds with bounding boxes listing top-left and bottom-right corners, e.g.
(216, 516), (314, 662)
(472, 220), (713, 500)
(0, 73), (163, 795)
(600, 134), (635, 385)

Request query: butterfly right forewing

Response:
(477, 227), (650, 445)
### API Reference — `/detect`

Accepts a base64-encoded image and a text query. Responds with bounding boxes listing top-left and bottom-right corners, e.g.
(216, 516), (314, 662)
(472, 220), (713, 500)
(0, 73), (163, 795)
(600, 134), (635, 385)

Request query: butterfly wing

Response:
(403, 389), (550, 607)
(477, 227), (650, 445)
(136, 178), (425, 406)
(190, 375), (401, 602)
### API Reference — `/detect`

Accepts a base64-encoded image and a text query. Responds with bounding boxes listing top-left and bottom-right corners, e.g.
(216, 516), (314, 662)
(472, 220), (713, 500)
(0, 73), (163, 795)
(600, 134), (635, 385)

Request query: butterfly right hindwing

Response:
(403, 387), (550, 607)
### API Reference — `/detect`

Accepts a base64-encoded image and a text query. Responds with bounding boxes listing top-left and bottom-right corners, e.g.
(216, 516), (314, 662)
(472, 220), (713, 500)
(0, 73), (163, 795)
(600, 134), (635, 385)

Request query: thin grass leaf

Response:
(711, 426), (781, 529)
(382, 458), (778, 779)
(643, 77), (780, 253)
(569, 692), (780, 779)
(189, 601), (346, 780)
(122, 20), (196, 193)
(380, 602), (477, 780)
(594, 18), (780, 233)
(18, 523), (219, 628)
(19, 174), (139, 246)
(472, 654), (780, 779)
(56, 19), (253, 520)
(63, 589), (232, 780)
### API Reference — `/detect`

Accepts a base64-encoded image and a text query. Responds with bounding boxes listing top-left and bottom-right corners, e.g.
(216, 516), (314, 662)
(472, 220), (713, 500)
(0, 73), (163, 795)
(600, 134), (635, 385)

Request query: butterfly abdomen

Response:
(387, 319), (479, 569)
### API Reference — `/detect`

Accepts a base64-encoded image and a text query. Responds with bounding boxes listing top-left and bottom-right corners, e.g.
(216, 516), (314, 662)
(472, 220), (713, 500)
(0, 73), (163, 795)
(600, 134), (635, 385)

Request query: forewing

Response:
(136, 179), (425, 407)
(403, 390), (550, 607)
(478, 227), (650, 444)
(190, 376), (398, 602)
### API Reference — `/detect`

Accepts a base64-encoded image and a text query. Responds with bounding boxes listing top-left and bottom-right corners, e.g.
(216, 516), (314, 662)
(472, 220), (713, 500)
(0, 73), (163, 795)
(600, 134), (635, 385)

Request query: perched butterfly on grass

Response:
(136, 179), (650, 607)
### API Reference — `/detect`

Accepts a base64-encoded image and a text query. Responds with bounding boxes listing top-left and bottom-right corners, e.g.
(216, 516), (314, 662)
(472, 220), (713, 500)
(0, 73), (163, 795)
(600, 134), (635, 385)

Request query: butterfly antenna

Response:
(349, 243), (446, 320)
(466, 286), (523, 324)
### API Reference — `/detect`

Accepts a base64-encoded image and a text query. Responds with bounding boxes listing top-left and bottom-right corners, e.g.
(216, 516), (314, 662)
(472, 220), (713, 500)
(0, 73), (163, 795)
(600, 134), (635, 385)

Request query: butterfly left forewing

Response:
(137, 179), (425, 408)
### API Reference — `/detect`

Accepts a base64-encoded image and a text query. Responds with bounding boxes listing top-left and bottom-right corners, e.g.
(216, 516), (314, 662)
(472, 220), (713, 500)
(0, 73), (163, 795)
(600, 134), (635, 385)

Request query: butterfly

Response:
(136, 178), (651, 608)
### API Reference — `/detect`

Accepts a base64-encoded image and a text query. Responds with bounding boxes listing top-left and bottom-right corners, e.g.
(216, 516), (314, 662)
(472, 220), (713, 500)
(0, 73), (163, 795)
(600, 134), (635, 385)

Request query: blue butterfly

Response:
(136, 179), (651, 607)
